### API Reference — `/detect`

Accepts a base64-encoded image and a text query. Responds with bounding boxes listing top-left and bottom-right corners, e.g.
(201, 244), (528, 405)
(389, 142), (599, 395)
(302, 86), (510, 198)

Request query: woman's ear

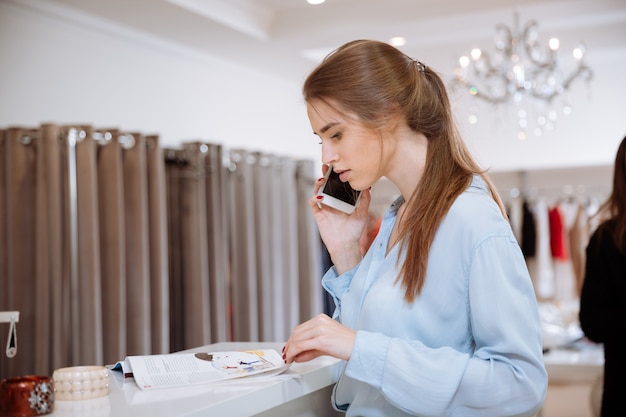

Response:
(384, 110), (404, 133)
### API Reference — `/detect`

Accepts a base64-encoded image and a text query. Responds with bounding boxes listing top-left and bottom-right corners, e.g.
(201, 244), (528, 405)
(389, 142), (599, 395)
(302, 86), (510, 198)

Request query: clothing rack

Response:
(491, 166), (612, 205)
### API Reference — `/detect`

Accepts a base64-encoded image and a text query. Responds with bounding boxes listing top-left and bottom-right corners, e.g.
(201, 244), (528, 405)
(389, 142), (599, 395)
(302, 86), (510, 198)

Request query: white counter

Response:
(50, 342), (343, 417)
(48, 341), (603, 417)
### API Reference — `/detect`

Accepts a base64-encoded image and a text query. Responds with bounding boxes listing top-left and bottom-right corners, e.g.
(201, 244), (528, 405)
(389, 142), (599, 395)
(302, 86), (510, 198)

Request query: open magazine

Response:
(109, 349), (289, 390)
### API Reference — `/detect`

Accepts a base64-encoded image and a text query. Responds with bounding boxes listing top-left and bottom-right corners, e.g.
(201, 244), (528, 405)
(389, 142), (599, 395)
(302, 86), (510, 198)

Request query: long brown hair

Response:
(303, 40), (506, 302)
(597, 135), (626, 254)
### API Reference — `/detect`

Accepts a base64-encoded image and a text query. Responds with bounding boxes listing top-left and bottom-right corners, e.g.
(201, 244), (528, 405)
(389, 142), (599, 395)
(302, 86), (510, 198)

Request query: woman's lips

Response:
(339, 170), (350, 182)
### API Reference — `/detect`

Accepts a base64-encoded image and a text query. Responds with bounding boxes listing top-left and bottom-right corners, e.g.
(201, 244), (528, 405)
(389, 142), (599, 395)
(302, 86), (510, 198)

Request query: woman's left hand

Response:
(283, 313), (356, 363)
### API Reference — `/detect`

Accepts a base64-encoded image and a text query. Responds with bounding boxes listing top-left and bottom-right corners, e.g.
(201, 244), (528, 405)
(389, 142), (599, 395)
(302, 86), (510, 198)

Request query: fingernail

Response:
(282, 345), (285, 353)
(316, 195), (323, 200)
(317, 177), (324, 182)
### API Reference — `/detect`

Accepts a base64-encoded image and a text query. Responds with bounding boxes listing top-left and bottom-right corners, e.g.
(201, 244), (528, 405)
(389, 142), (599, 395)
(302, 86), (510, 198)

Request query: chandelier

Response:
(453, 11), (593, 140)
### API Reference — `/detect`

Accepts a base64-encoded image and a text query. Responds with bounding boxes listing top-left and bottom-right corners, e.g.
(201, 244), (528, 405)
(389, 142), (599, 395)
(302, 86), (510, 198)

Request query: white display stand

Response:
(49, 342), (343, 417)
(543, 345), (603, 384)
(536, 345), (603, 417)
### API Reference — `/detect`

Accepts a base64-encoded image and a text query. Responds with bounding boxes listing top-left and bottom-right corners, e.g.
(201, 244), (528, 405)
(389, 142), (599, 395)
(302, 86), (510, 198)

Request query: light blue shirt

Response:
(322, 176), (547, 417)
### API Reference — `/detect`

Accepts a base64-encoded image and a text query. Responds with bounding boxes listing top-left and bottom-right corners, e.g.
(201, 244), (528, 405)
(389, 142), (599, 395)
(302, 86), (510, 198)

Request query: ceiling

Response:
(32, 0), (626, 85)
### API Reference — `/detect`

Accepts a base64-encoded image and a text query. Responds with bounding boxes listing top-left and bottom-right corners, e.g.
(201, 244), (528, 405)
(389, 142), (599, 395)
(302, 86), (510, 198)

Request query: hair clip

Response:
(414, 60), (427, 73)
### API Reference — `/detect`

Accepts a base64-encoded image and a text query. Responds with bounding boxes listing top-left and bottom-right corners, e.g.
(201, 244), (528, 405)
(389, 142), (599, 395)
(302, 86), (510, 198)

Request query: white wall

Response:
(0, 0), (317, 161)
(1, 0), (624, 173)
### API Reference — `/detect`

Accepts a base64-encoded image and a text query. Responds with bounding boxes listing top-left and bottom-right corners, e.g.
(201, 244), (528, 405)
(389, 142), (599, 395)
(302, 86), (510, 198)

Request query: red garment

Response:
(548, 205), (568, 261)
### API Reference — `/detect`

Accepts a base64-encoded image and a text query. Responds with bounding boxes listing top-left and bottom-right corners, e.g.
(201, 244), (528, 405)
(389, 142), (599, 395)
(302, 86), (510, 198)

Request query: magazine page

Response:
(121, 349), (288, 391)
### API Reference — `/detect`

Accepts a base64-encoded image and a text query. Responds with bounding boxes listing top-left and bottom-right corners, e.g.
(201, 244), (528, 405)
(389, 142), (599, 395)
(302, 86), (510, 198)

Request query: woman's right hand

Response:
(309, 165), (371, 274)
(283, 313), (356, 364)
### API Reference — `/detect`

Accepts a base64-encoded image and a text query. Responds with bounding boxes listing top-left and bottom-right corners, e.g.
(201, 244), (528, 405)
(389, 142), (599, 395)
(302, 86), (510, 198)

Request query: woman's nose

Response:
(321, 143), (338, 165)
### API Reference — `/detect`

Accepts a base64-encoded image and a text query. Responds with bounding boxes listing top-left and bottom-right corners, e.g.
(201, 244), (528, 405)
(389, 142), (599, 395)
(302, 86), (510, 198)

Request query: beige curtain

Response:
(164, 142), (230, 352)
(296, 160), (324, 324)
(164, 145), (323, 345)
(226, 151), (322, 342)
(1, 124), (322, 380)
(1, 127), (42, 378)
(0, 124), (170, 378)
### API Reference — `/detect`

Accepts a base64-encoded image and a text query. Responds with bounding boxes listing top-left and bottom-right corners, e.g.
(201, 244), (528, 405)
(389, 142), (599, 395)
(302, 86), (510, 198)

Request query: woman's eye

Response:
(317, 132), (342, 145)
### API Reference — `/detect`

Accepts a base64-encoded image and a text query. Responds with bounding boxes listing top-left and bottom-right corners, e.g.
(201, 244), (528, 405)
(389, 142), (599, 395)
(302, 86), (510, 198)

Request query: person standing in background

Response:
(579, 135), (626, 417)
(282, 39), (547, 417)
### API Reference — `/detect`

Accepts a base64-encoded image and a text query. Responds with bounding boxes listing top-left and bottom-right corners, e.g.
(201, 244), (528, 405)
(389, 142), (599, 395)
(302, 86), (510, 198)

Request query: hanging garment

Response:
(569, 203), (591, 296)
(526, 200), (555, 301)
(521, 200), (537, 258)
(548, 205), (569, 261)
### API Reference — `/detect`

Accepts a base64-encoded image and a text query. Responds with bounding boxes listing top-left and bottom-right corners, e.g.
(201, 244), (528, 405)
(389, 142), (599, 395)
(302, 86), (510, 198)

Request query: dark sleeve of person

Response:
(579, 226), (612, 343)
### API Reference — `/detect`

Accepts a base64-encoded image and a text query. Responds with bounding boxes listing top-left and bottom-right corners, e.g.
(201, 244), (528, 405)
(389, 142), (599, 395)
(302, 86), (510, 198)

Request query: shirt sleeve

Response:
(322, 265), (357, 321)
(579, 228), (611, 342)
(344, 234), (547, 416)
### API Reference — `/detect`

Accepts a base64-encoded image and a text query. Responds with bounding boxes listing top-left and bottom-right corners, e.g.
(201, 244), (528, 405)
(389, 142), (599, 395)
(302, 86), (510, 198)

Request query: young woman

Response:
(282, 40), (547, 416)
(579, 135), (626, 417)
